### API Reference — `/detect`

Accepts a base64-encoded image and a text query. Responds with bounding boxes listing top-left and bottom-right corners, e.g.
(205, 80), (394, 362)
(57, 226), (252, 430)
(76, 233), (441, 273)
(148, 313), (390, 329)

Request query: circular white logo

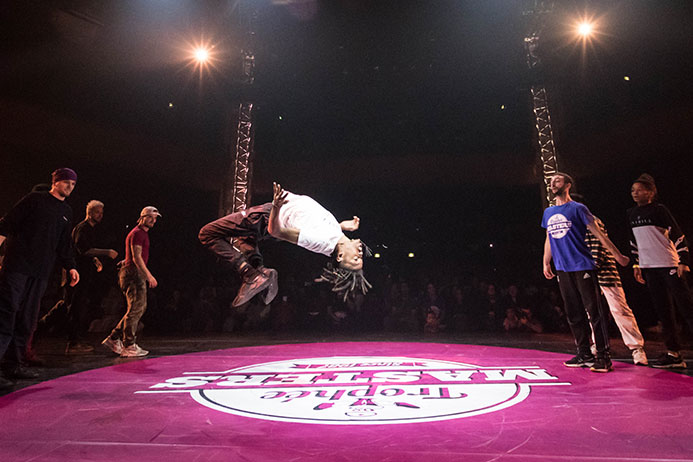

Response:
(547, 213), (572, 239)
(141, 356), (567, 425)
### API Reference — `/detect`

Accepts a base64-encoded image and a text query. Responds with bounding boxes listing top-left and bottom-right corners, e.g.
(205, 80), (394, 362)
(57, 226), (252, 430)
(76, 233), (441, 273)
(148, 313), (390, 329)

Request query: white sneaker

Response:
(632, 348), (648, 366)
(120, 344), (149, 358)
(101, 337), (123, 355)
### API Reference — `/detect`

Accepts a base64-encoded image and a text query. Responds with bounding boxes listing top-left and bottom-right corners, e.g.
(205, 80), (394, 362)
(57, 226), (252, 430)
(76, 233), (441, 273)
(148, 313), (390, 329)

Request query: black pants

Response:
(642, 267), (693, 352)
(66, 270), (100, 344)
(0, 270), (48, 367)
(198, 204), (274, 272)
(556, 270), (610, 357)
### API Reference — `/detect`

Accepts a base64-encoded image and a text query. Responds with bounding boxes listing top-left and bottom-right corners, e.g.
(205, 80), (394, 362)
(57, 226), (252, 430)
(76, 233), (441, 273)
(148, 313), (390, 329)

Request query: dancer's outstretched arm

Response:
(586, 220), (629, 266)
(268, 182), (300, 244)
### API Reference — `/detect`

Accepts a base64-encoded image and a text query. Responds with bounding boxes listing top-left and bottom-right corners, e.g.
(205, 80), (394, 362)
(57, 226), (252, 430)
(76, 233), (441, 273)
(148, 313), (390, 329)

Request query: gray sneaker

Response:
(120, 344), (149, 358)
(232, 271), (271, 307)
(101, 337), (123, 355)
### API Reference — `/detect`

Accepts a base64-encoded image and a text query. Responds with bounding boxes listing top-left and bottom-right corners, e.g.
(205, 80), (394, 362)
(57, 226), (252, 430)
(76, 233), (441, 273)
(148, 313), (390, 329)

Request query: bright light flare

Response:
(193, 47), (210, 63)
(180, 38), (220, 77)
(577, 21), (594, 37)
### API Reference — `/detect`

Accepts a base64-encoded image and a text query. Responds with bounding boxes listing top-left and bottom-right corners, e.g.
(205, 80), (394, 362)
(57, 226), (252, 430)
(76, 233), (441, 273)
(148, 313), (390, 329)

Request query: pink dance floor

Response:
(2, 342), (693, 461)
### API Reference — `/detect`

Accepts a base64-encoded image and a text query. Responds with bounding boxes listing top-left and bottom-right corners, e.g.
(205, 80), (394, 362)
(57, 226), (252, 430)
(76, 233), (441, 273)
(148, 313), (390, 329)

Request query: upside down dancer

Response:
(198, 182), (371, 307)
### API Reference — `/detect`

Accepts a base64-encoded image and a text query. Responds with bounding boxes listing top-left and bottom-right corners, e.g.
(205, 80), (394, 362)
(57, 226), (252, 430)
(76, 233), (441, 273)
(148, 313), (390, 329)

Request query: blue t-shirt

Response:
(541, 201), (596, 272)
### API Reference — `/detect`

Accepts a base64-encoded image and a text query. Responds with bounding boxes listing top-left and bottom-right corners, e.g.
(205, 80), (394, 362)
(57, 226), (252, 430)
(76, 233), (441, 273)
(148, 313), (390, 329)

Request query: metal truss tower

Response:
(219, 3), (258, 216)
(523, 0), (559, 206)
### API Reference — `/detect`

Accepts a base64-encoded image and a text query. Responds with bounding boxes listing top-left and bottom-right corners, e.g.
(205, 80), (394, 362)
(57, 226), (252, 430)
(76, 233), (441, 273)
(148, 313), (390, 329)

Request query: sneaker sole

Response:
(651, 363), (686, 369)
(590, 367), (614, 373)
(232, 277), (272, 307)
(563, 362), (594, 368)
(262, 269), (279, 305)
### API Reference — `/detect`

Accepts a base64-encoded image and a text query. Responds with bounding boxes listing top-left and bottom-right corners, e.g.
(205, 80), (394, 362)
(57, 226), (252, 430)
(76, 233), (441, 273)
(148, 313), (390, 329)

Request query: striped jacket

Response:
(585, 216), (621, 287)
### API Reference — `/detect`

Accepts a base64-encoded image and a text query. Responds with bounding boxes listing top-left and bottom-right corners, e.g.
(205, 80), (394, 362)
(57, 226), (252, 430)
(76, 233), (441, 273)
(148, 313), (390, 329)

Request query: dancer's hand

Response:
(340, 216), (360, 232)
(272, 182), (288, 209)
(68, 269), (80, 287)
(147, 274), (158, 289)
(633, 266), (645, 284)
(677, 264), (690, 278)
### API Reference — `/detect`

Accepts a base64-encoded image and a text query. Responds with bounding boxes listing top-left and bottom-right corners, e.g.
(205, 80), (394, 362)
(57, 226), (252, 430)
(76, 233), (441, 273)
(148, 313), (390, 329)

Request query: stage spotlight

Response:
(577, 21), (594, 37)
(194, 47), (210, 63)
(182, 39), (219, 76)
(374, 253), (381, 259)
(623, 76), (630, 81)
(168, 102), (174, 108)
(408, 252), (415, 258)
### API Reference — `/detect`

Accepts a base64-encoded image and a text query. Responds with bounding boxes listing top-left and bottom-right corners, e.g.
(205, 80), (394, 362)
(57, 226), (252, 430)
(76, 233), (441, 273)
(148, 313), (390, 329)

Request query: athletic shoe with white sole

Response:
(120, 344), (149, 358)
(590, 356), (614, 373)
(631, 348), (648, 366)
(101, 337), (123, 355)
(651, 352), (686, 369)
(563, 353), (595, 368)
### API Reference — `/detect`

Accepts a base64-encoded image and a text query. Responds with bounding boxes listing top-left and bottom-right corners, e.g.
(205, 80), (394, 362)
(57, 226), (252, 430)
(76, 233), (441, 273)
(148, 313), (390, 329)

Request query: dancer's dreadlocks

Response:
(318, 242), (373, 302)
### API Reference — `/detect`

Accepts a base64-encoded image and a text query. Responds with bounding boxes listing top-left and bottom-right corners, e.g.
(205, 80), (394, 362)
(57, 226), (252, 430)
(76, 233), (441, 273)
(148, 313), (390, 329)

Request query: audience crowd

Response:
(36, 264), (581, 341)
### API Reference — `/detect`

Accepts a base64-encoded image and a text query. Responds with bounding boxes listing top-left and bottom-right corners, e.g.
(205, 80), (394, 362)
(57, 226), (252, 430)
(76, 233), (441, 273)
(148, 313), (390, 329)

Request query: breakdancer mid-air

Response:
(199, 182), (370, 307)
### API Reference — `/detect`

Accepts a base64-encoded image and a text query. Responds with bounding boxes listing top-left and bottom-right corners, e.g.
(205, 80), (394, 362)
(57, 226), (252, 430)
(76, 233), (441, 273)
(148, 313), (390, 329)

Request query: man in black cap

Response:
(0, 168), (80, 387)
(628, 173), (693, 368)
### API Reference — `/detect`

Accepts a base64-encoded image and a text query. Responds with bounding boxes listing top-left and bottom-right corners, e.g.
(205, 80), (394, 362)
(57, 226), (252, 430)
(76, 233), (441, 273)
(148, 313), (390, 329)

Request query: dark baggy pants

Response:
(198, 204), (273, 272)
(642, 267), (693, 352)
(66, 270), (100, 344)
(556, 270), (611, 357)
(0, 271), (49, 367)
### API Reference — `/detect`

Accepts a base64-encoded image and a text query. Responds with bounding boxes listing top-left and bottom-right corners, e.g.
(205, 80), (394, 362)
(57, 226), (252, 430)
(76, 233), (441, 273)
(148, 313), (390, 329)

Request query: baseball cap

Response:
(140, 206), (162, 218)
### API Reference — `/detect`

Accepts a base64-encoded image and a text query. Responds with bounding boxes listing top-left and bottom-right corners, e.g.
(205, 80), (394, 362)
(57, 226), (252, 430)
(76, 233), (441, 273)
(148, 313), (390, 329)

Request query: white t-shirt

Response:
(278, 192), (343, 256)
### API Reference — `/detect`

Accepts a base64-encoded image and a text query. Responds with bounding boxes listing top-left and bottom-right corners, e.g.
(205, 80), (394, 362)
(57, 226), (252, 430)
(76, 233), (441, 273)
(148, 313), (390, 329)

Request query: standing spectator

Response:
(628, 174), (693, 368)
(65, 200), (118, 354)
(542, 173), (629, 373)
(0, 168), (80, 387)
(101, 206), (160, 358)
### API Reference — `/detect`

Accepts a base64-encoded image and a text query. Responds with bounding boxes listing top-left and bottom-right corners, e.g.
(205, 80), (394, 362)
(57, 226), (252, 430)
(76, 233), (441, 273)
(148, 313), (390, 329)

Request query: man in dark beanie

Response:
(0, 168), (80, 388)
(629, 173), (693, 368)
